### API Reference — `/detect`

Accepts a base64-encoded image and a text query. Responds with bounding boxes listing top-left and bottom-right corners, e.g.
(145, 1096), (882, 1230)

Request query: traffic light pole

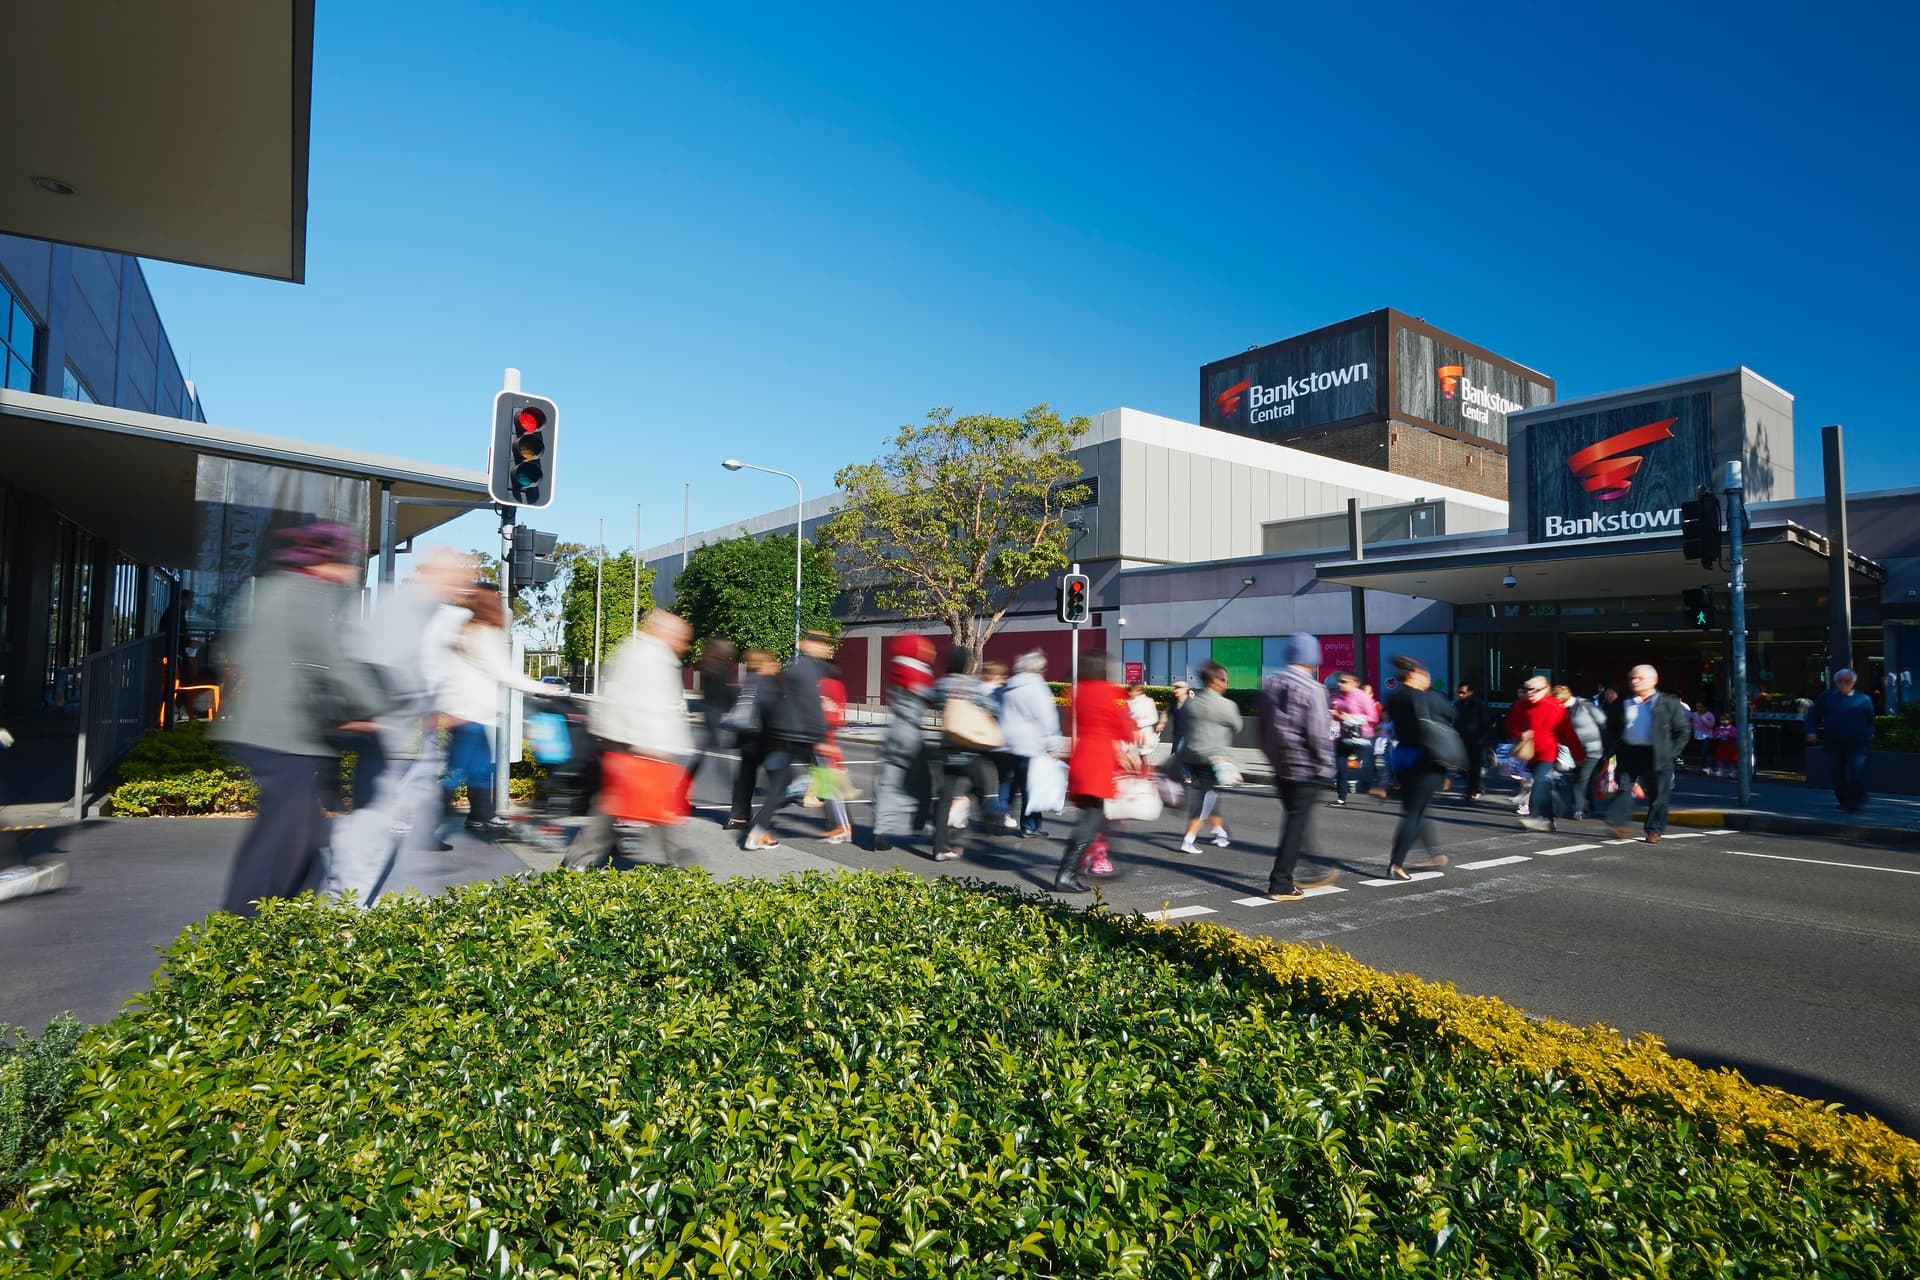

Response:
(497, 505), (517, 818)
(1069, 562), (1081, 753)
(1724, 462), (1753, 808)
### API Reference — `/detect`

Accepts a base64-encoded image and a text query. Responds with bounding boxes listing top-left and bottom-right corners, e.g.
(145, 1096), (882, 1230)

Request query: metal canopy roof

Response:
(1314, 523), (1885, 606)
(0, 390), (485, 569)
(0, 2), (314, 282)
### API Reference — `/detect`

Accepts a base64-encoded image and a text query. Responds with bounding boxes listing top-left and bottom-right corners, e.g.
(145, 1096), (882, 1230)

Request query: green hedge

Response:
(0, 1017), (83, 1196)
(1875, 714), (1920, 753)
(2, 872), (1914, 1276)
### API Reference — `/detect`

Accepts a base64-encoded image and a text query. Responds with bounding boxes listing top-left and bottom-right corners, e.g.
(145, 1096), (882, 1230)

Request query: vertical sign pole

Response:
(378, 483), (397, 588)
(1822, 425), (1853, 674)
(1069, 562), (1081, 754)
(632, 503), (643, 640)
(496, 506), (515, 817)
(1725, 462), (1753, 809)
(1347, 498), (1367, 685)
(792, 480), (805, 654)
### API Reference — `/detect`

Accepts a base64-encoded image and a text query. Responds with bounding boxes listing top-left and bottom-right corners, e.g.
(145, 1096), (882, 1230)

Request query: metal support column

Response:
(1347, 498), (1367, 684)
(1823, 425), (1853, 674)
(378, 483), (398, 587)
(1725, 462), (1753, 808)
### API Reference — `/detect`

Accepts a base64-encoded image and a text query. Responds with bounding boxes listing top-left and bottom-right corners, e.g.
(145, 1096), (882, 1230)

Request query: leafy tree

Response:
(673, 531), (839, 662)
(560, 549), (656, 677)
(820, 405), (1088, 666)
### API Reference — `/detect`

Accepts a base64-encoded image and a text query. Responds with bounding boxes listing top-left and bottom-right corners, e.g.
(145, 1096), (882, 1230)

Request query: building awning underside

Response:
(0, 2), (314, 282)
(1, 390), (486, 568)
(1316, 523), (1885, 605)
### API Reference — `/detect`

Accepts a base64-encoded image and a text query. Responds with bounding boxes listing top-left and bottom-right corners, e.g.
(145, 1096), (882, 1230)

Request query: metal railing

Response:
(73, 634), (162, 817)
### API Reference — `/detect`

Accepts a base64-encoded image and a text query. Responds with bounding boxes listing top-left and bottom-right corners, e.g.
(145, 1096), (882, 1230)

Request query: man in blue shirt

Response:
(1806, 669), (1877, 813)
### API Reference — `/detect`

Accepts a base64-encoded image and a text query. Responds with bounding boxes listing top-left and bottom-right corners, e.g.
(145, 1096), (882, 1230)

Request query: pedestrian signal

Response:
(1058, 572), (1091, 625)
(1679, 489), (1721, 569)
(510, 526), (560, 590)
(1682, 587), (1716, 630)
(488, 391), (558, 509)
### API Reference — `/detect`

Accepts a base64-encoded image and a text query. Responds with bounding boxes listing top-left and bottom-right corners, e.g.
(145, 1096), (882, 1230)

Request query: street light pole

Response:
(721, 459), (804, 653)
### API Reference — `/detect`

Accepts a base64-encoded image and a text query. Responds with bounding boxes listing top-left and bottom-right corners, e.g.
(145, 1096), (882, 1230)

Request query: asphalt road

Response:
(700, 748), (1920, 1138)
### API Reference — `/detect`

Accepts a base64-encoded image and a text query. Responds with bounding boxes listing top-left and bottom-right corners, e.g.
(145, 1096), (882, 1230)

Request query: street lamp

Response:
(721, 458), (804, 652)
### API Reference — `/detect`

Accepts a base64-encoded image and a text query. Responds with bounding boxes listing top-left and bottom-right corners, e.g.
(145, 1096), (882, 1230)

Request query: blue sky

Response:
(145, 0), (1918, 556)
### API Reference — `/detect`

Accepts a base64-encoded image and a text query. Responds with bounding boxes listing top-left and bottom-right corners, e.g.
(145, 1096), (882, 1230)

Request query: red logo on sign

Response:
(1436, 365), (1464, 399)
(1566, 418), (1678, 501)
(1214, 379), (1251, 418)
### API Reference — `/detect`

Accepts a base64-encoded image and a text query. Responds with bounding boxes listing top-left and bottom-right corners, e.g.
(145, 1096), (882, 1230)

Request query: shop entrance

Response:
(1562, 631), (1724, 706)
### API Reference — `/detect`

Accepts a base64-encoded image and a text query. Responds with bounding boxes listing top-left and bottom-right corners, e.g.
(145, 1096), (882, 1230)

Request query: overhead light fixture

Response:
(31, 176), (76, 195)
(1241, 576), (1256, 587)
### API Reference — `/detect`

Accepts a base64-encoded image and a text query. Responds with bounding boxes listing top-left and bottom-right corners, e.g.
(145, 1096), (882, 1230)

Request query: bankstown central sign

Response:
(1526, 392), (1714, 544)
(1201, 321), (1380, 440)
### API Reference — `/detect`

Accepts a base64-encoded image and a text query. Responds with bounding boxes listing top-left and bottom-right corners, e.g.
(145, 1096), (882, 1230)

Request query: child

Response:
(816, 668), (854, 843)
(1713, 718), (1739, 778)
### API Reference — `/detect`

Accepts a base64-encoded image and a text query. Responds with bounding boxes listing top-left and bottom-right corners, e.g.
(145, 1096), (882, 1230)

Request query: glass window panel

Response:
(1169, 641), (1187, 686)
(7, 356), (30, 391)
(1146, 640), (1168, 686)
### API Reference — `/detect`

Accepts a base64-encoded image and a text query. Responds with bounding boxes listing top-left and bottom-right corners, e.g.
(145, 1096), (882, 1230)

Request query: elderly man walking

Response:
(1603, 664), (1692, 842)
(1806, 668), (1877, 813)
(1256, 634), (1340, 900)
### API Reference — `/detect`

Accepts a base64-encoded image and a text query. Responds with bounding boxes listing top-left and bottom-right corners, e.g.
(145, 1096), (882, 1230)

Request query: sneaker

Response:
(1519, 816), (1550, 832)
(823, 826), (852, 845)
(743, 829), (781, 851)
(1330, 797), (1348, 807)
(1468, 793), (1484, 801)
(1210, 830), (1231, 848)
(1179, 837), (1201, 855)
(933, 849), (962, 862)
(0, 861), (68, 902)
(1003, 816), (1021, 831)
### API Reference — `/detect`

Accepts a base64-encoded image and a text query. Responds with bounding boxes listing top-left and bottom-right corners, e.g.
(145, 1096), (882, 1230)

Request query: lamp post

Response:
(721, 459), (804, 653)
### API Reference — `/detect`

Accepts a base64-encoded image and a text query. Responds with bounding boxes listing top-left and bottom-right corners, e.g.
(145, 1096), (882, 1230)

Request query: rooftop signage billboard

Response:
(1200, 318), (1381, 440)
(1526, 391), (1715, 543)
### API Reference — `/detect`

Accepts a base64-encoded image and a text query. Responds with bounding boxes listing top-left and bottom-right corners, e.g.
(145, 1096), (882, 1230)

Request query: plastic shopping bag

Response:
(1025, 756), (1068, 815)
(1105, 773), (1163, 823)
(599, 753), (691, 825)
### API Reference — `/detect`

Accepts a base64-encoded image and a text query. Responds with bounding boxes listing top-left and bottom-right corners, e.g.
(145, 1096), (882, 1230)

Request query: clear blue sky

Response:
(145, 0), (1918, 557)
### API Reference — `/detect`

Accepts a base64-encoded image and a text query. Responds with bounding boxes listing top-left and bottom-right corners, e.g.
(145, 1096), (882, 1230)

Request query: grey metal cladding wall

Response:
(1393, 328), (1552, 445)
(1199, 319), (1382, 439)
(1525, 391), (1715, 541)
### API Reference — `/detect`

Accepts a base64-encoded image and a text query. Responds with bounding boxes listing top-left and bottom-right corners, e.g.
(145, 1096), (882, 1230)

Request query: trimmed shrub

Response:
(112, 720), (235, 783)
(1874, 715), (1920, 753)
(1, 873), (1914, 1276)
(0, 1016), (84, 1195)
(100, 767), (257, 817)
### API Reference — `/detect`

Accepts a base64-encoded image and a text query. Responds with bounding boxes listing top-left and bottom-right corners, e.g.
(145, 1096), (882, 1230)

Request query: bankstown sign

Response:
(1526, 392), (1714, 544)
(1202, 321), (1379, 439)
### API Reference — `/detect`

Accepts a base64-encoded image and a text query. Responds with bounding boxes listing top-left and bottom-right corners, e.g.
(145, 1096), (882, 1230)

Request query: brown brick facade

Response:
(1270, 420), (1507, 499)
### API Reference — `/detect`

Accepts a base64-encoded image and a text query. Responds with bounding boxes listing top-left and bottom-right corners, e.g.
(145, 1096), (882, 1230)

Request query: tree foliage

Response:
(820, 405), (1088, 665)
(560, 549), (656, 676)
(672, 531), (839, 662)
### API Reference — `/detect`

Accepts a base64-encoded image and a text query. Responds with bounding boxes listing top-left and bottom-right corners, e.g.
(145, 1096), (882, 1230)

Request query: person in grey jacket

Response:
(1256, 634), (1340, 900)
(928, 645), (1001, 862)
(1178, 661), (1242, 854)
(1806, 668), (1877, 812)
(998, 652), (1061, 837)
(216, 522), (388, 916)
(872, 636), (936, 851)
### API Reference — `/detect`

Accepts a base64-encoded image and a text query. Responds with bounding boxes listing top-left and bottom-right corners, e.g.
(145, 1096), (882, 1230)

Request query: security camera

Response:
(1502, 573), (1519, 589)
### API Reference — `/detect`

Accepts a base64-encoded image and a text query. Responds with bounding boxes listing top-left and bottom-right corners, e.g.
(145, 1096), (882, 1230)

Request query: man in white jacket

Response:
(567, 610), (693, 869)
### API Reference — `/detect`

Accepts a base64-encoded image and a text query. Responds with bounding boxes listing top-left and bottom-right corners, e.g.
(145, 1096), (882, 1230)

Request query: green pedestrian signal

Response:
(1681, 587), (1716, 630)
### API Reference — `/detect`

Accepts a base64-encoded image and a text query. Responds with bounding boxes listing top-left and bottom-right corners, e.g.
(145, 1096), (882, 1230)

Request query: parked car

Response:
(539, 675), (571, 694)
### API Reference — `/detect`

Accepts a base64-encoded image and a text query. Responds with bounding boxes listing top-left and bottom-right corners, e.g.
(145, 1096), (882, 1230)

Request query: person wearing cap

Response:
(216, 521), (388, 916)
(872, 635), (936, 851)
(1255, 633), (1340, 900)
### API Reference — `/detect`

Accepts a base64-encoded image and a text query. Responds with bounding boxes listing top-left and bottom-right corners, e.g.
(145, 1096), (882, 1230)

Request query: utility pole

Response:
(592, 519), (605, 695)
(632, 503), (642, 639)
(1725, 461), (1753, 808)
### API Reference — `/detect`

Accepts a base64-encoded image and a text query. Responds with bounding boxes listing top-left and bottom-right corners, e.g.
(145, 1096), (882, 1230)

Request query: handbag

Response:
(1513, 734), (1536, 763)
(942, 696), (1005, 751)
(723, 680), (760, 733)
(1105, 771), (1163, 822)
(599, 753), (690, 825)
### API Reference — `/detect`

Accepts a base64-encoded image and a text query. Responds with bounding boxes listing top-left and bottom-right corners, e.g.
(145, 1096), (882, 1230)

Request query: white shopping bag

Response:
(1025, 756), (1068, 815)
(1104, 773), (1163, 823)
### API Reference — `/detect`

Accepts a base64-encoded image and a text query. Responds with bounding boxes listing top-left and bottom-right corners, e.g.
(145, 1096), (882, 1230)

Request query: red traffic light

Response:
(515, 407), (546, 433)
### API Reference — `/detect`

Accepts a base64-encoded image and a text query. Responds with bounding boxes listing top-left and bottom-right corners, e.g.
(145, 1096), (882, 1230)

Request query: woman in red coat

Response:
(1505, 675), (1584, 831)
(1059, 652), (1139, 894)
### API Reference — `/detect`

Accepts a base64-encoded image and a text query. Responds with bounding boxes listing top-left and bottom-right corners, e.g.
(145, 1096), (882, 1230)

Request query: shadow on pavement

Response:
(1662, 1042), (1919, 1140)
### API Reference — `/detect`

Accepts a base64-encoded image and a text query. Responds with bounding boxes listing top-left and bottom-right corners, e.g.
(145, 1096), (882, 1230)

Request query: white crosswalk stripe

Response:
(1457, 855), (1532, 870)
(1154, 905), (1217, 920)
(1358, 872), (1444, 886)
(1535, 843), (1599, 856)
(1232, 885), (1347, 906)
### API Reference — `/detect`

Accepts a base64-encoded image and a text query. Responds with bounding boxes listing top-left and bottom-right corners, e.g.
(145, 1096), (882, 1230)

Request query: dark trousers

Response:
(1334, 741), (1375, 799)
(223, 747), (330, 916)
(731, 732), (767, 824)
(1527, 759), (1561, 824)
(934, 754), (991, 855)
(749, 742), (811, 834)
(1607, 744), (1673, 834)
(1462, 742), (1486, 797)
(1268, 778), (1322, 894)
(1062, 798), (1105, 869)
(1004, 755), (1042, 832)
(1390, 769), (1446, 869)
(1828, 744), (1871, 812)
(1561, 755), (1600, 819)
(686, 710), (726, 786)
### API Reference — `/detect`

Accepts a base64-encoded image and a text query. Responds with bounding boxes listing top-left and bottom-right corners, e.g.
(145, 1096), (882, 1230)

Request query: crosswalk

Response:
(1138, 828), (1744, 923)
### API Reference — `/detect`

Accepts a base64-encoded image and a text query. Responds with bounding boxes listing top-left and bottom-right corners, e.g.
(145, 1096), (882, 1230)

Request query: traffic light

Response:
(510, 526), (560, 591)
(1682, 587), (1717, 630)
(488, 390), (558, 508)
(1679, 488), (1721, 568)
(1058, 571), (1091, 625)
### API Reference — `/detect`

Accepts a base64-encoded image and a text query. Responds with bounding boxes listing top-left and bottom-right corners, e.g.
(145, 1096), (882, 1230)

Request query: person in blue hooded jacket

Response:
(1806, 668), (1877, 813)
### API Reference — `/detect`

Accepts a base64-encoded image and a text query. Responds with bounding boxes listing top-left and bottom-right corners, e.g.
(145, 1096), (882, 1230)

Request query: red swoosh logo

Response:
(1566, 418), (1677, 500)
(1214, 379), (1251, 418)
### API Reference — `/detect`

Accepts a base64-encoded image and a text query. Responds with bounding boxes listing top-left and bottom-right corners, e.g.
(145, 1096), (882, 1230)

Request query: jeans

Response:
(1010, 756), (1044, 832)
(730, 732), (767, 825)
(445, 722), (495, 825)
(749, 742), (812, 834)
(1334, 740), (1375, 799)
(1462, 742), (1486, 798)
(1606, 744), (1672, 834)
(1827, 743), (1871, 811)
(1390, 769), (1446, 869)
(1527, 759), (1561, 824)
(1268, 778), (1324, 894)
(1560, 755), (1600, 819)
(223, 747), (331, 917)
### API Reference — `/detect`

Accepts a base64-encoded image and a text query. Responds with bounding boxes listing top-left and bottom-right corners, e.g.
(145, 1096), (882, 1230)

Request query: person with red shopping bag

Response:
(1057, 651), (1137, 893)
(565, 610), (694, 869)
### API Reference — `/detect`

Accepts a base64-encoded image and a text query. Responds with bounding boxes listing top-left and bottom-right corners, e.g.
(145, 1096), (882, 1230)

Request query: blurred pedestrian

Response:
(1126, 682), (1160, 751)
(1602, 664), (1690, 841)
(1177, 660), (1241, 854)
(872, 636), (936, 852)
(1452, 680), (1493, 800)
(1554, 683), (1605, 821)
(1689, 700), (1718, 772)
(743, 631), (834, 850)
(816, 665), (854, 844)
(1507, 675), (1583, 832)
(1257, 635), (1340, 900)
(1057, 651), (1135, 893)
(727, 650), (779, 829)
(1807, 668), (1876, 812)
(216, 522), (386, 916)
(1382, 655), (1459, 878)
(566, 609), (695, 869)
(323, 547), (472, 907)
(998, 649), (1060, 838)
(929, 645), (1001, 862)
(1329, 672), (1379, 805)
(439, 583), (549, 842)
(686, 637), (738, 790)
